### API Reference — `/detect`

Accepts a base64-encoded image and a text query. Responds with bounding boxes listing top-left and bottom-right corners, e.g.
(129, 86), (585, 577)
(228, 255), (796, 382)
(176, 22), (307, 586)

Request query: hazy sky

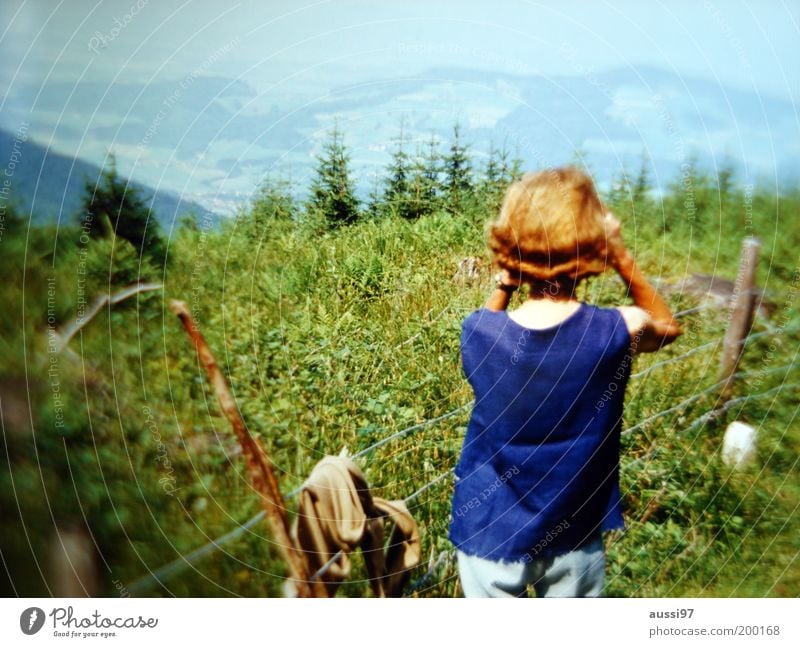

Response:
(1, 1), (797, 211)
(2, 0), (797, 101)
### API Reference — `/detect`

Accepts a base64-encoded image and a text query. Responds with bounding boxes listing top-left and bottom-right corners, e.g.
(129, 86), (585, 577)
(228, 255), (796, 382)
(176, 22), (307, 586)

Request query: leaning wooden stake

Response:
(718, 237), (761, 400)
(169, 299), (315, 597)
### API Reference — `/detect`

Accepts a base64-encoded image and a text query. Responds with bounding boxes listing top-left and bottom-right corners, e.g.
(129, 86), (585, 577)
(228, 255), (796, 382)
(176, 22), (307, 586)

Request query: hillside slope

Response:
(1, 170), (797, 597)
(0, 128), (221, 230)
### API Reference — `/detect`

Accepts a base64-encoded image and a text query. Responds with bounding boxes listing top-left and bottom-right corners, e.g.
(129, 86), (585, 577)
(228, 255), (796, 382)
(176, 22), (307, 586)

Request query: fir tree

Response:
(419, 133), (442, 210)
(716, 159), (735, 211)
(480, 142), (513, 212)
(307, 126), (360, 228)
(607, 170), (633, 213)
(248, 179), (295, 235)
(484, 143), (502, 187)
(384, 132), (442, 220)
(364, 173), (384, 220)
(509, 146), (524, 182)
(443, 123), (473, 213)
(570, 146), (590, 171)
(383, 124), (414, 219)
(632, 153), (651, 204)
(404, 145), (431, 220)
(80, 154), (166, 264)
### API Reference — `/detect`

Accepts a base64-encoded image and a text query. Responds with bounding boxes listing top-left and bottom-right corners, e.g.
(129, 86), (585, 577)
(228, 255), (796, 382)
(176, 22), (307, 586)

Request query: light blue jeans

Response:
(457, 536), (605, 598)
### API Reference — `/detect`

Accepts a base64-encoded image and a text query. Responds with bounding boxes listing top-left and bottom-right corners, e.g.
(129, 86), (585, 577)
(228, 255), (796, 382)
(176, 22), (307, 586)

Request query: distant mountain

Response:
(0, 128), (222, 232)
(318, 64), (799, 191)
(2, 65), (795, 215)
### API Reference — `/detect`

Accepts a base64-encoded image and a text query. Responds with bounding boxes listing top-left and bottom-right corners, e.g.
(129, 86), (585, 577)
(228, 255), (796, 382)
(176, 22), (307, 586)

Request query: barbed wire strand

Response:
(682, 380), (800, 435)
(630, 337), (722, 380)
(127, 406), (468, 594)
(127, 315), (792, 594)
(623, 360), (796, 437)
(407, 549), (453, 594)
(672, 302), (717, 319)
(623, 373), (798, 471)
(127, 511), (267, 594)
(352, 403), (471, 459)
(622, 380), (727, 437)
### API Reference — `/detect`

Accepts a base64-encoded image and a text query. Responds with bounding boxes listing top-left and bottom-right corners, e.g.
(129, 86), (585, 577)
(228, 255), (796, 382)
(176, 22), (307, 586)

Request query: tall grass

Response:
(1, 169), (798, 597)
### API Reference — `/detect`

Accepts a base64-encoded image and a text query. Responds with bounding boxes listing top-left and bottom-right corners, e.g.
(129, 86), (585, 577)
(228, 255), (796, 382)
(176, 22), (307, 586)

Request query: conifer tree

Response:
(405, 146), (427, 220)
(607, 170), (633, 212)
(443, 123), (473, 213)
(716, 159), (735, 211)
(484, 143), (502, 187)
(570, 146), (590, 171)
(401, 145), (431, 220)
(383, 123), (413, 219)
(419, 133), (442, 211)
(248, 178), (295, 235)
(80, 154), (166, 264)
(480, 142), (514, 212)
(632, 153), (651, 204)
(307, 126), (360, 228)
(509, 146), (524, 182)
(364, 173), (384, 220)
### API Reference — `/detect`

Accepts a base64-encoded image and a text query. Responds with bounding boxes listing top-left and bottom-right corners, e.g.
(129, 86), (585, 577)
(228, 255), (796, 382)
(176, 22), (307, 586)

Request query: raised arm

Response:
(604, 214), (682, 353)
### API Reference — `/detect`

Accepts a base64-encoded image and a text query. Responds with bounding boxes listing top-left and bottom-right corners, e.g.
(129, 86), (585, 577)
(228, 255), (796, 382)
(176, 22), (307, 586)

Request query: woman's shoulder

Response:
(573, 302), (638, 347)
(462, 308), (521, 345)
(462, 303), (636, 336)
(584, 303), (652, 350)
(583, 302), (634, 323)
(462, 307), (497, 331)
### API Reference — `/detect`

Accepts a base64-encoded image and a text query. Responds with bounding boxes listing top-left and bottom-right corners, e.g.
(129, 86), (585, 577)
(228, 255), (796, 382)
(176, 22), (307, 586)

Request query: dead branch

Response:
(168, 299), (318, 597)
(55, 282), (163, 353)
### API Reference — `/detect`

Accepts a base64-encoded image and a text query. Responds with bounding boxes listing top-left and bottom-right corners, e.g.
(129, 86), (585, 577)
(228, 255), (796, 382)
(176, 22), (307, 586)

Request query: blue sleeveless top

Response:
(448, 303), (632, 561)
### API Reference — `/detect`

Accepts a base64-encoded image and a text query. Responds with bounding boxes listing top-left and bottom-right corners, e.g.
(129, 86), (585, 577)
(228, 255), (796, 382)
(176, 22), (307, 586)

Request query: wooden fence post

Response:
(169, 300), (319, 597)
(718, 237), (761, 400)
(49, 525), (98, 597)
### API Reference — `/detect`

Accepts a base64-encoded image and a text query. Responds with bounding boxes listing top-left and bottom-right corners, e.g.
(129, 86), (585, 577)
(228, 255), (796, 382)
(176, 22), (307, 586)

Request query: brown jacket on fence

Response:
(291, 455), (421, 597)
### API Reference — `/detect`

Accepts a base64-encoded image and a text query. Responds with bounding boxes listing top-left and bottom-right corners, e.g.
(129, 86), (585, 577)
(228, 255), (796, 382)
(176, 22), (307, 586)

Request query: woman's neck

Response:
(525, 279), (579, 303)
(508, 289), (582, 329)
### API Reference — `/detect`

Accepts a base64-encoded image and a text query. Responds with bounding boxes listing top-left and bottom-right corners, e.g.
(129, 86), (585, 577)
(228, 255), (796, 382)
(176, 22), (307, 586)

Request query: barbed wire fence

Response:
(127, 406), (468, 595)
(126, 237), (797, 597)
(127, 322), (795, 595)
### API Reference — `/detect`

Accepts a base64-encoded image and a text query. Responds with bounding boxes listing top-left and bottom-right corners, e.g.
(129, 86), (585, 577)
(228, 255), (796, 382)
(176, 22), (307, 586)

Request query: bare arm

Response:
(605, 214), (682, 353)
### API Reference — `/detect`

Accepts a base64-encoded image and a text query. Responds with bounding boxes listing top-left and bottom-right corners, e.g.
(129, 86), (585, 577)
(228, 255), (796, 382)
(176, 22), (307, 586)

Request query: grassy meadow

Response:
(1, 151), (798, 597)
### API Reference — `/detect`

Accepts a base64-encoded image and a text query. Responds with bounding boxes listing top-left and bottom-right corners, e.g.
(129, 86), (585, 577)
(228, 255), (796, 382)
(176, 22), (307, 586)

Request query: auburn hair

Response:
(487, 166), (608, 283)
